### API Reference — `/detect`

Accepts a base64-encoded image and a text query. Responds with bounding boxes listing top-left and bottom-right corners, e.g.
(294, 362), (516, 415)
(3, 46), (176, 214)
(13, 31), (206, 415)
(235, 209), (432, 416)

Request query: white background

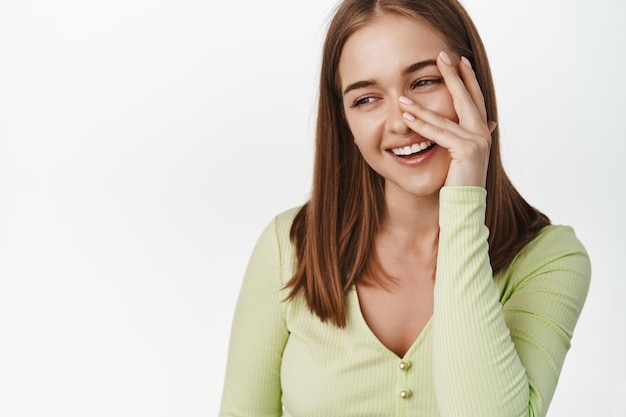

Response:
(0, 0), (624, 416)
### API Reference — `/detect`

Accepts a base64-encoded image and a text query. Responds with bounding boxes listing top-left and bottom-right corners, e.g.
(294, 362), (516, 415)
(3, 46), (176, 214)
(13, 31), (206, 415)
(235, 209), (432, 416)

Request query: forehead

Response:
(338, 13), (449, 87)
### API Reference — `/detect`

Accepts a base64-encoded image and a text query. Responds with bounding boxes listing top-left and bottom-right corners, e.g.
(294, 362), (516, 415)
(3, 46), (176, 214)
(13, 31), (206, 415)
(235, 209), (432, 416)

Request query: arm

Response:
(219, 217), (289, 417)
(398, 52), (590, 416)
(433, 186), (590, 417)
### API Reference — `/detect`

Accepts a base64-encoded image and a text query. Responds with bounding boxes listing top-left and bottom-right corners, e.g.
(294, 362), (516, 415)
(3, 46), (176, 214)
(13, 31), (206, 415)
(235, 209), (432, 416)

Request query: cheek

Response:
(345, 113), (383, 147)
(417, 91), (458, 122)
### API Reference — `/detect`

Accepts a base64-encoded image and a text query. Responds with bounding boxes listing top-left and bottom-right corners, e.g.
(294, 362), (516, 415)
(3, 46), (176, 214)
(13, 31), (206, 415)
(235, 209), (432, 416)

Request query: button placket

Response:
(398, 359), (413, 401)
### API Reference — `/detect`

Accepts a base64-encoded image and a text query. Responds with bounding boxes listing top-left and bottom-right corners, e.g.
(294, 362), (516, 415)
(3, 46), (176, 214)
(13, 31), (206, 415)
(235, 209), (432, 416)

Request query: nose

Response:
(386, 98), (411, 136)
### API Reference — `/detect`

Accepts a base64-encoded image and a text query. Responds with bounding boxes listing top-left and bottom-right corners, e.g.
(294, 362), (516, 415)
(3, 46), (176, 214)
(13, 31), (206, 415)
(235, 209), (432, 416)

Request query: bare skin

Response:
(340, 14), (495, 358)
(356, 210), (439, 357)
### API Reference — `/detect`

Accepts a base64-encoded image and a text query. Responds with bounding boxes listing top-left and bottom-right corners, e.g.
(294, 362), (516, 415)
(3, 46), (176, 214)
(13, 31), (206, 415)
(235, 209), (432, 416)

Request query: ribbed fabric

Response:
(219, 186), (590, 417)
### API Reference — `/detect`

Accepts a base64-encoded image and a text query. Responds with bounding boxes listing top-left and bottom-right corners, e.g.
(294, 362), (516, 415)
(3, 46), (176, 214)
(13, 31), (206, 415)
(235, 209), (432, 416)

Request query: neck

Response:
(379, 186), (440, 257)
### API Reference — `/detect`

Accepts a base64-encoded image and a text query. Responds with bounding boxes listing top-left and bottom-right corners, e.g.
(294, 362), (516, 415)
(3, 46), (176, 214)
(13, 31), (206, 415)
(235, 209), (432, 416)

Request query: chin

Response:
(385, 177), (446, 199)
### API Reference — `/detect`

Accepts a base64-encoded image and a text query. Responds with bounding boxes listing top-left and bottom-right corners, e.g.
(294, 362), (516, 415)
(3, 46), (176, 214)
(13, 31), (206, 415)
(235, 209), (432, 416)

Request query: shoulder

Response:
(257, 206), (301, 250)
(498, 225), (591, 296)
(514, 225), (589, 269)
(272, 206), (302, 238)
(251, 206), (301, 280)
(248, 206), (302, 259)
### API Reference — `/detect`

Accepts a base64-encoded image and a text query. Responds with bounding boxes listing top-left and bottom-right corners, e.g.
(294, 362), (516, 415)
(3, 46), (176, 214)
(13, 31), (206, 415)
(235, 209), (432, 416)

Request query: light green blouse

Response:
(220, 187), (590, 417)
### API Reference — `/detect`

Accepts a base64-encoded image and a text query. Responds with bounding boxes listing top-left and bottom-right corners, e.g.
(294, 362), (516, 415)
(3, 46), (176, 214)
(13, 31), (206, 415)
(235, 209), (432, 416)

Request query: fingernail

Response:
(439, 51), (452, 65)
(399, 96), (414, 105)
(403, 112), (415, 121)
(461, 56), (472, 69)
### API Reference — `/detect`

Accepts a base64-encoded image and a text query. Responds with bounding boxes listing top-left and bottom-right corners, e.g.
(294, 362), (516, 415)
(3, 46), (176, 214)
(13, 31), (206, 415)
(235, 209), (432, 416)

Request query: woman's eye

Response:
(411, 78), (443, 89)
(350, 96), (377, 108)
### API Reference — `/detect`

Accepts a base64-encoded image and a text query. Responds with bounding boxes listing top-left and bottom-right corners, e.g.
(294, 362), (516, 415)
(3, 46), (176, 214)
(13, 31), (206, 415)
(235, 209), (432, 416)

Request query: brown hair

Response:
(285, 0), (550, 327)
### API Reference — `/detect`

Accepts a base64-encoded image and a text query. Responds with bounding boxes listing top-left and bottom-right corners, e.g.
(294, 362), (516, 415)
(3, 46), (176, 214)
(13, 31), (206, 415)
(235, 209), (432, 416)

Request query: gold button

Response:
(398, 361), (411, 371)
(399, 389), (412, 399)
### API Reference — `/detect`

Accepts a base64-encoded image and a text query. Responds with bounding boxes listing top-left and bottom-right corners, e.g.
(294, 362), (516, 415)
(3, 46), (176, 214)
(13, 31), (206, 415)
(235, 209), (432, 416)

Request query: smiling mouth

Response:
(390, 140), (436, 157)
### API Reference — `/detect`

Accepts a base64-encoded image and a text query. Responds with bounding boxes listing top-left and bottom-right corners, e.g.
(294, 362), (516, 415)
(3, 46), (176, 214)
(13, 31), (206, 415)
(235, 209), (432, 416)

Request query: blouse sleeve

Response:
(219, 216), (289, 417)
(433, 187), (590, 417)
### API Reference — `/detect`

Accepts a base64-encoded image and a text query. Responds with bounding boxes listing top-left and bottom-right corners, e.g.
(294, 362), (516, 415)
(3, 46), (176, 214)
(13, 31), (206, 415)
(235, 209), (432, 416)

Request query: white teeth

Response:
(391, 140), (433, 156)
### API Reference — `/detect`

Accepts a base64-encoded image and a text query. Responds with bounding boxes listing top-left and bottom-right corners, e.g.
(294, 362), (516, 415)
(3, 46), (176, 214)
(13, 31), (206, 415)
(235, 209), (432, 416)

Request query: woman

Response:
(220, 0), (590, 416)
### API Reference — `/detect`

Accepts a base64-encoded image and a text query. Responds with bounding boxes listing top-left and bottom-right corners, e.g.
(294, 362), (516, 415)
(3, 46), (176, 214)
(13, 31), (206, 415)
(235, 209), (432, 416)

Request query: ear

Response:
(487, 121), (497, 134)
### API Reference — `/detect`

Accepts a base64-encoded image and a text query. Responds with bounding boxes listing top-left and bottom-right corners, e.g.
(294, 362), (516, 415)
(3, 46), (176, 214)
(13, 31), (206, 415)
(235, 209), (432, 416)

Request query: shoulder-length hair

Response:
(285, 0), (550, 327)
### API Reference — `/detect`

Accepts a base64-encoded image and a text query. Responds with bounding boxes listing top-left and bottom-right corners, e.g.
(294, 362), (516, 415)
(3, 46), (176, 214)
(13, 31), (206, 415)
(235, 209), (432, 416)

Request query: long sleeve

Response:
(219, 216), (290, 417)
(433, 187), (590, 417)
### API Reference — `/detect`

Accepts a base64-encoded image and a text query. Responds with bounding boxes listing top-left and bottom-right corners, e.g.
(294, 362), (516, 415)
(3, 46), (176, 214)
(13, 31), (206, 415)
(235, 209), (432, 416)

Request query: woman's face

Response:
(339, 13), (458, 200)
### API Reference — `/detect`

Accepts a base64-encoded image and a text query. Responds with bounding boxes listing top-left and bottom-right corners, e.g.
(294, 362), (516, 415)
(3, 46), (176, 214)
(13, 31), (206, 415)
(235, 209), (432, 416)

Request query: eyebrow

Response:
(342, 59), (438, 96)
(403, 59), (437, 76)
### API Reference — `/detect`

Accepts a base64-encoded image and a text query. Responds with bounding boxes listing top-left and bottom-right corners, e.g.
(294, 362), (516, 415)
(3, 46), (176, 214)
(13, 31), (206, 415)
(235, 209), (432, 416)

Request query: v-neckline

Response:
(349, 286), (433, 360)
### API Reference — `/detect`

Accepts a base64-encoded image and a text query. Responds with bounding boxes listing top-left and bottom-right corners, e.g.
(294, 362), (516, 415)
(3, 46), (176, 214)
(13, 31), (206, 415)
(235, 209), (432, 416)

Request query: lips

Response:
(390, 140), (435, 157)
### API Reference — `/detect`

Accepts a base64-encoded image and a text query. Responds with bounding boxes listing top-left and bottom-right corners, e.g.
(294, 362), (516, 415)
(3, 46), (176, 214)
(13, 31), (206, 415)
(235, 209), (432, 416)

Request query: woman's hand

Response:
(398, 51), (496, 188)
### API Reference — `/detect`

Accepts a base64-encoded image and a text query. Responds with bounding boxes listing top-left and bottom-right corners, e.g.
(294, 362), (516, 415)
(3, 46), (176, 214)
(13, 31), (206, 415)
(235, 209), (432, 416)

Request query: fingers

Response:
(399, 98), (481, 153)
(398, 51), (496, 143)
(400, 99), (490, 187)
(458, 56), (488, 125)
(395, 51), (494, 188)
(437, 51), (488, 132)
(399, 96), (469, 140)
